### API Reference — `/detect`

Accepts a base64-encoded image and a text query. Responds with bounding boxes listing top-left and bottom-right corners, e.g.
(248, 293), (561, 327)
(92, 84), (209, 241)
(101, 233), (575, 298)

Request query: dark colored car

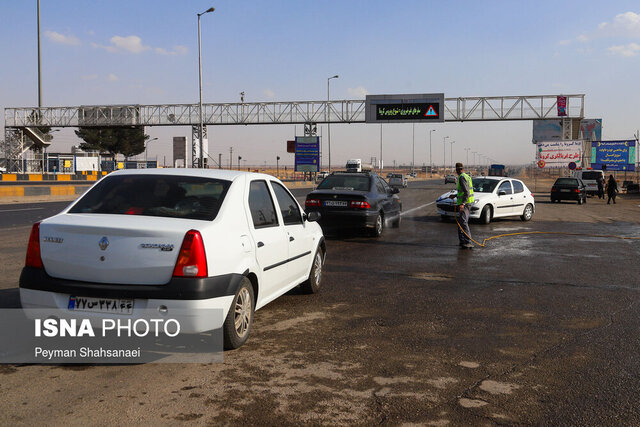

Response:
(551, 177), (587, 204)
(305, 172), (402, 237)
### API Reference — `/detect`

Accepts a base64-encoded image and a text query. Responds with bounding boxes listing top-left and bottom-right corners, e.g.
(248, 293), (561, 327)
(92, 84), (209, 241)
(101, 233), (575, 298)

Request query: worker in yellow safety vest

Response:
(449, 162), (474, 249)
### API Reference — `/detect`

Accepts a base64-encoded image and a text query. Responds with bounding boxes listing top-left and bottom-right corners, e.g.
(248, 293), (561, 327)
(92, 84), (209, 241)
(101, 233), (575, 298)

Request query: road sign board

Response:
(295, 136), (319, 172)
(365, 93), (445, 123)
(568, 162), (577, 170)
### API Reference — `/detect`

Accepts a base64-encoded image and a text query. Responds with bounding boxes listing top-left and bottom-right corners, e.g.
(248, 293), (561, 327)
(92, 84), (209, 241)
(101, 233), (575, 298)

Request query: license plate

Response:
(324, 200), (348, 207)
(560, 189), (570, 192)
(68, 296), (134, 314)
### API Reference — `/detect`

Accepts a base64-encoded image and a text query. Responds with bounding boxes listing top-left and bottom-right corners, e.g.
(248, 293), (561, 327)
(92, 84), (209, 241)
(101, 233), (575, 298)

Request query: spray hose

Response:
(454, 214), (640, 248)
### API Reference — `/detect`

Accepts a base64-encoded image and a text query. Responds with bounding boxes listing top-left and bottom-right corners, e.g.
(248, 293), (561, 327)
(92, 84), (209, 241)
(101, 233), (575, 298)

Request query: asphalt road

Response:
(1, 179), (640, 425)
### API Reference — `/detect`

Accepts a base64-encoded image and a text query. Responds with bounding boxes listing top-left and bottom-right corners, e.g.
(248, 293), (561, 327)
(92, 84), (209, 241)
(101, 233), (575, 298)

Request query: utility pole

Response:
(411, 123), (415, 172)
(449, 140), (455, 173)
(443, 136), (449, 174)
(218, 153), (222, 169)
(379, 124), (383, 171)
(464, 147), (470, 168)
(238, 155), (242, 170)
(429, 129), (435, 178)
(229, 147), (233, 169)
(37, 0), (42, 108)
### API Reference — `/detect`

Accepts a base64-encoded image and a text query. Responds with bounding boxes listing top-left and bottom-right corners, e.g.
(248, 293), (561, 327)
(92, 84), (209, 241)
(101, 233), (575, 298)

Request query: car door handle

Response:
(257, 241), (264, 248)
(289, 236), (295, 242)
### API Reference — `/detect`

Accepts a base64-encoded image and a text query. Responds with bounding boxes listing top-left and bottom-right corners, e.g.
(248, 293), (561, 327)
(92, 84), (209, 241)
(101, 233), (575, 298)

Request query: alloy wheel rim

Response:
(376, 216), (382, 234)
(525, 205), (532, 218)
(314, 252), (322, 285)
(234, 288), (251, 338)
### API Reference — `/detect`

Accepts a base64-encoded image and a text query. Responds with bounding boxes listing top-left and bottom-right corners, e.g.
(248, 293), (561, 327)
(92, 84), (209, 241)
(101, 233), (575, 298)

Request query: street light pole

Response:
(380, 124), (383, 171)
(443, 136), (449, 173)
(197, 7), (215, 169)
(37, 0), (42, 108)
(429, 129), (435, 178)
(412, 123), (415, 172)
(464, 147), (470, 167)
(449, 140), (455, 172)
(327, 74), (338, 172)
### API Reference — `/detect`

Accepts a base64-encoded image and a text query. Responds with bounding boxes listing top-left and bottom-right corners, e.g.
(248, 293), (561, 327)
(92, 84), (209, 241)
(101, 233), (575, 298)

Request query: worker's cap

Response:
(455, 162), (464, 169)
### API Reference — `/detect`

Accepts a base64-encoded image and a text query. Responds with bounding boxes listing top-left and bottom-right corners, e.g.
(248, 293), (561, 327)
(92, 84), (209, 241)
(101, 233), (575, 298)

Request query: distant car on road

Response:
(444, 174), (456, 184)
(19, 169), (325, 350)
(436, 176), (535, 224)
(305, 172), (402, 237)
(408, 172), (417, 178)
(551, 177), (587, 204)
(388, 174), (407, 188)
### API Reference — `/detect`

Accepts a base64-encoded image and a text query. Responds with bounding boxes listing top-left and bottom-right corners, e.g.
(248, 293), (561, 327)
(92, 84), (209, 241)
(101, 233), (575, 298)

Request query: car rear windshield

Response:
(581, 172), (601, 180)
(472, 179), (499, 193)
(555, 178), (578, 185)
(69, 174), (231, 221)
(317, 175), (370, 191)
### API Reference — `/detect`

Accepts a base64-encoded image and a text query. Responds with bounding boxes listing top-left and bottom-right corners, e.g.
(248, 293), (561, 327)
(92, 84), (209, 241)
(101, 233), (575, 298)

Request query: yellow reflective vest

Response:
(456, 173), (474, 205)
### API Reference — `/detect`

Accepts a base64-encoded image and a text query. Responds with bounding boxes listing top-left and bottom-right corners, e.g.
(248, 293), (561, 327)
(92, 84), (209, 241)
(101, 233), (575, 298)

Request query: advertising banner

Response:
(579, 119), (602, 141)
(295, 136), (320, 172)
(557, 96), (567, 116)
(532, 119), (562, 143)
(537, 140), (582, 168)
(591, 140), (636, 171)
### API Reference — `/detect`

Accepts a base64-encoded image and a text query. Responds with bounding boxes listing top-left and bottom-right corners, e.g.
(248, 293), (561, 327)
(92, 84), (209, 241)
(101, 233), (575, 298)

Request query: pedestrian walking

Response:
(449, 162), (474, 249)
(606, 175), (618, 204)
(596, 174), (604, 199)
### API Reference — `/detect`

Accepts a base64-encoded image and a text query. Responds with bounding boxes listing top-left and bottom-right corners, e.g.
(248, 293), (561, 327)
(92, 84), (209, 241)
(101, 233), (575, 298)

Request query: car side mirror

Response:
(498, 190), (506, 196)
(391, 187), (399, 194)
(306, 211), (321, 222)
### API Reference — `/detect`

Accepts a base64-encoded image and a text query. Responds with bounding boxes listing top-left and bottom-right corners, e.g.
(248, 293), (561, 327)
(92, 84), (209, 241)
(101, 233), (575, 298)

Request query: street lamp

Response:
(411, 123), (415, 172)
(276, 155), (280, 176)
(429, 129), (436, 178)
(145, 137), (158, 163)
(197, 6), (215, 168)
(449, 140), (455, 173)
(464, 147), (470, 167)
(443, 136), (449, 173)
(238, 155), (242, 170)
(327, 74), (339, 172)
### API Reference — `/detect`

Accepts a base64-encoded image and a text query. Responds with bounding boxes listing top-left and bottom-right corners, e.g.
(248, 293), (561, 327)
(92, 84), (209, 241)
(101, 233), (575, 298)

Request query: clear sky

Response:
(2, 1), (639, 168)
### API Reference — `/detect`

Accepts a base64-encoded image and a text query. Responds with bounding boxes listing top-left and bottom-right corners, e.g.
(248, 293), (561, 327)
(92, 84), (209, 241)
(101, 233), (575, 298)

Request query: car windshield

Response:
(68, 174), (231, 221)
(581, 172), (601, 180)
(556, 178), (578, 185)
(317, 175), (370, 191)
(472, 178), (499, 193)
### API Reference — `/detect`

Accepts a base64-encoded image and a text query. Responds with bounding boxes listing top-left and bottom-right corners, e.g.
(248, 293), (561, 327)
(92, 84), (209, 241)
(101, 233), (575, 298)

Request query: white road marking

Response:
(0, 207), (45, 213)
(400, 201), (435, 217)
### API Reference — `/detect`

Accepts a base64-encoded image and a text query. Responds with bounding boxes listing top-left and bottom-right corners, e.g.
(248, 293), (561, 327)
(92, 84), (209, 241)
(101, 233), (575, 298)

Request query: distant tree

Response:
(75, 126), (148, 157)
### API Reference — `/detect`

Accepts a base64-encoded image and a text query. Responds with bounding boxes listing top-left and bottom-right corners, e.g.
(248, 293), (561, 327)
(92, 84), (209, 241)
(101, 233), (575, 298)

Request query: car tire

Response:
(583, 196), (587, 204)
(520, 203), (533, 221)
(480, 206), (491, 224)
(223, 277), (254, 350)
(391, 212), (401, 228)
(300, 248), (323, 294)
(370, 212), (384, 237)
(577, 197), (583, 205)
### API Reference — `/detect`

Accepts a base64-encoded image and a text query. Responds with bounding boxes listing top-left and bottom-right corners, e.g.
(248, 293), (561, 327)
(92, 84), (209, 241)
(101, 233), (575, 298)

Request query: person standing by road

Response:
(606, 175), (618, 204)
(449, 162), (474, 249)
(596, 174), (604, 199)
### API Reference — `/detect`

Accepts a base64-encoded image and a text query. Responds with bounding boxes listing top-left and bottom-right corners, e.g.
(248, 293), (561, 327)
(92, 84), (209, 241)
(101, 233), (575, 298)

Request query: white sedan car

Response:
(436, 176), (535, 224)
(20, 169), (325, 349)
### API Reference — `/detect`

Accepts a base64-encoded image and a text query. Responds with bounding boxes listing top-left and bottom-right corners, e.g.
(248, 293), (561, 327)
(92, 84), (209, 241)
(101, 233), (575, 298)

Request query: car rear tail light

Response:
(172, 230), (207, 278)
(551, 187), (557, 192)
(305, 199), (321, 207)
(25, 222), (44, 268)
(574, 188), (580, 193)
(350, 201), (371, 209)
(531, 193), (534, 198)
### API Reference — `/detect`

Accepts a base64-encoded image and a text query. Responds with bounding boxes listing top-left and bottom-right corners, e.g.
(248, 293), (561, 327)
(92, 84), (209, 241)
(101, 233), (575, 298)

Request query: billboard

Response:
(295, 136), (319, 172)
(591, 140), (636, 171)
(365, 93), (445, 123)
(173, 137), (186, 167)
(532, 119), (562, 143)
(537, 140), (583, 168)
(579, 119), (602, 141)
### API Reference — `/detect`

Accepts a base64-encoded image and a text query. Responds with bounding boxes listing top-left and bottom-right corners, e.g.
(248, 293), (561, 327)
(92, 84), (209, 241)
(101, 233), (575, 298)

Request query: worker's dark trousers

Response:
(457, 205), (472, 245)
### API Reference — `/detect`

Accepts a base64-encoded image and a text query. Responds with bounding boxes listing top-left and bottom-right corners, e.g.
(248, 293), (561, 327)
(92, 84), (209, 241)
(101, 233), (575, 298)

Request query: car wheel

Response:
(370, 212), (384, 237)
(583, 196), (587, 204)
(520, 203), (533, 221)
(577, 197), (583, 205)
(223, 277), (254, 350)
(300, 248), (323, 294)
(480, 206), (491, 224)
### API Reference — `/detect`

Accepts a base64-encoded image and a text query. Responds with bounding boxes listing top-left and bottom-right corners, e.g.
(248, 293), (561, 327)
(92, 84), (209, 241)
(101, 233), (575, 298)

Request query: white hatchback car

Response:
(436, 176), (535, 224)
(20, 169), (325, 349)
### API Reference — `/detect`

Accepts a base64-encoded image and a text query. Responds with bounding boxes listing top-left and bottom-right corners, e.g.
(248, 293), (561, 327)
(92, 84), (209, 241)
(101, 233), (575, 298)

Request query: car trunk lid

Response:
(39, 214), (204, 285)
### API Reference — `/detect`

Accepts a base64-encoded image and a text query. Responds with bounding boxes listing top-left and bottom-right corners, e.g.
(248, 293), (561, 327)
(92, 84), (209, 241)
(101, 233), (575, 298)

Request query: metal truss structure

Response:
(4, 94), (585, 171)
